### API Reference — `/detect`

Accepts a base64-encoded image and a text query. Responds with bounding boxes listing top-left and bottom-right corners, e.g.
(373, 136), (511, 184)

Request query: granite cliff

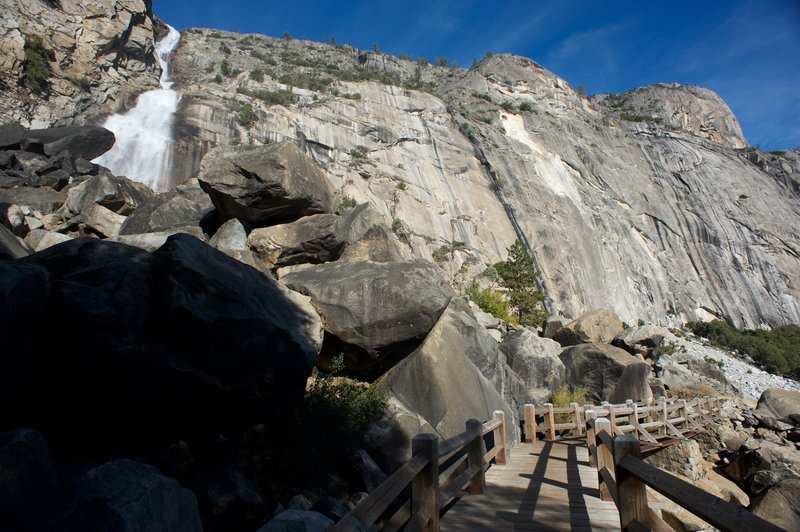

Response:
(2, 4), (800, 329)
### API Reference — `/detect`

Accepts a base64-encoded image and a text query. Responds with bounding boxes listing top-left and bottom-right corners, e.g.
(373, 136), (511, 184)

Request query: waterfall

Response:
(93, 25), (181, 192)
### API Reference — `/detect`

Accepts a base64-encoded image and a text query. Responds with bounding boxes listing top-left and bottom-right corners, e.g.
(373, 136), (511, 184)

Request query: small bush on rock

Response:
(466, 281), (513, 323)
(23, 36), (50, 93)
(550, 385), (586, 431)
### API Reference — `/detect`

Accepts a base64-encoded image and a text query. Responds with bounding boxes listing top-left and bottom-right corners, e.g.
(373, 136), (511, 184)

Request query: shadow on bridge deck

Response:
(440, 440), (620, 531)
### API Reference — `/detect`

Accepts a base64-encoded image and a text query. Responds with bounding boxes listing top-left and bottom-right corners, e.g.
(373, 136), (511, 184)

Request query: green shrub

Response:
(550, 385), (586, 427)
(220, 59), (232, 77)
(466, 281), (513, 323)
(238, 103), (256, 128)
(340, 195), (357, 209)
(266, 355), (387, 491)
(391, 217), (403, 233)
(236, 87), (297, 106)
(213, 74), (223, 83)
(70, 76), (91, 92)
(249, 68), (264, 82)
(518, 101), (533, 113)
(22, 36), (50, 93)
(688, 320), (800, 377)
(472, 92), (493, 103)
(500, 101), (515, 112)
(220, 42), (231, 55)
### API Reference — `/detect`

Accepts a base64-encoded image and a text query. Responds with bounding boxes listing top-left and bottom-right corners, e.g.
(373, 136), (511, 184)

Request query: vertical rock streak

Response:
(94, 25), (181, 192)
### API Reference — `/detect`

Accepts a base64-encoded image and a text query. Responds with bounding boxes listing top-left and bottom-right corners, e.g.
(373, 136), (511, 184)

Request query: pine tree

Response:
(495, 239), (548, 327)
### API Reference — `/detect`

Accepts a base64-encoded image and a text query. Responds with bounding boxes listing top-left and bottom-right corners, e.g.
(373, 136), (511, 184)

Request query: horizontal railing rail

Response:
(587, 416), (781, 532)
(334, 411), (507, 532)
(523, 396), (720, 445)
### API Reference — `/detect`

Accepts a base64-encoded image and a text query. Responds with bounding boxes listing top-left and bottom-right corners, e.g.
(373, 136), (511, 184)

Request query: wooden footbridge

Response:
(334, 396), (782, 532)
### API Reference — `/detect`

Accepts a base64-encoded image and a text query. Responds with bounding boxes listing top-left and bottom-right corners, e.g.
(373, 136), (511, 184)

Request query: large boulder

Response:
(119, 181), (215, 235)
(750, 478), (800, 531)
(365, 397), (437, 472)
(0, 186), (65, 214)
(257, 509), (334, 532)
(0, 260), (51, 352)
(613, 325), (667, 354)
(23, 126), (116, 160)
(109, 226), (207, 252)
(655, 353), (730, 393)
(723, 442), (800, 494)
(0, 223), (31, 259)
(500, 328), (565, 404)
(282, 260), (452, 364)
(377, 301), (517, 462)
(0, 123), (25, 149)
(552, 309), (624, 347)
(607, 363), (654, 404)
(338, 203), (410, 262)
(198, 142), (336, 226)
(248, 214), (345, 268)
(209, 218), (248, 252)
(64, 173), (153, 217)
(0, 428), (58, 524)
(559, 343), (641, 403)
(2, 235), (321, 455)
(54, 459), (202, 532)
(755, 388), (800, 427)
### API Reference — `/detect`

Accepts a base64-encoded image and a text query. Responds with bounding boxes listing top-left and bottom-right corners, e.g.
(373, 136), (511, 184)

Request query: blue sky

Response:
(155, 0), (800, 150)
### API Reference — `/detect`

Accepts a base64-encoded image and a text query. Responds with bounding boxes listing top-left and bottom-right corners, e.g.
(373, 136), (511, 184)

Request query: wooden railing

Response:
(522, 396), (721, 444)
(587, 416), (782, 532)
(334, 410), (508, 532)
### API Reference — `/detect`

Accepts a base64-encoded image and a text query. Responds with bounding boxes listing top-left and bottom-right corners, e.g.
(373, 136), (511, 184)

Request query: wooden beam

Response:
(465, 419), (486, 494)
(492, 410), (507, 464)
(523, 403), (536, 443)
(412, 434), (439, 531)
(617, 454), (784, 532)
(544, 403), (556, 441)
(614, 436), (649, 531)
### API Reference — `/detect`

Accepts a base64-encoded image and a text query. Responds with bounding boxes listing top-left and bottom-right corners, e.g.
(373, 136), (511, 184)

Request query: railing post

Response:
(523, 404), (536, 443)
(658, 396), (667, 437)
(614, 435), (649, 530)
(571, 402), (583, 435)
(492, 410), (507, 464)
(594, 417), (612, 501)
(628, 400), (639, 441)
(544, 403), (556, 441)
(679, 399), (688, 432)
(412, 433), (439, 531)
(607, 403), (617, 435)
(585, 409), (597, 467)
(465, 419), (486, 494)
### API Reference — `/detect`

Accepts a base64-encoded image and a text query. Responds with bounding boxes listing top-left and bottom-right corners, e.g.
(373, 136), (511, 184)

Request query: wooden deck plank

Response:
(441, 441), (620, 532)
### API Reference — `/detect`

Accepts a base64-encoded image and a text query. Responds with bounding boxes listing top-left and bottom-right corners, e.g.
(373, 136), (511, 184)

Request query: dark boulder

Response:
(257, 509), (334, 532)
(559, 343), (640, 403)
(2, 235), (319, 456)
(750, 478), (800, 530)
(0, 428), (58, 523)
(65, 173), (153, 216)
(248, 214), (344, 268)
(22, 125), (115, 160)
(0, 224), (33, 260)
(119, 182), (215, 235)
(0, 186), (65, 214)
(282, 259), (451, 363)
(198, 142), (336, 226)
(607, 362), (654, 404)
(190, 467), (264, 531)
(54, 459), (202, 532)
(0, 123), (25, 149)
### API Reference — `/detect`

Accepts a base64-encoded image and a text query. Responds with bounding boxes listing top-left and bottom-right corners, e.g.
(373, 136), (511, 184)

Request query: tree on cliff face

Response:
(496, 240), (548, 327)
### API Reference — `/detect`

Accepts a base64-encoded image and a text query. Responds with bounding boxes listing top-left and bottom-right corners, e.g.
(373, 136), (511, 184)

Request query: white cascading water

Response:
(93, 25), (181, 192)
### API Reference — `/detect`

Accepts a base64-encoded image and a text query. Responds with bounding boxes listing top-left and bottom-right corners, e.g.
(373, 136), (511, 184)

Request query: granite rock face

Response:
(164, 31), (800, 328)
(0, 0), (160, 128)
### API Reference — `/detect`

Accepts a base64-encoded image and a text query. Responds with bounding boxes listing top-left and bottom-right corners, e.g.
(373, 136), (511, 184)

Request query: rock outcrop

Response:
(0, 0), (161, 128)
(198, 142), (336, 226)
(1, 235), (321, 454)
(552, 309), (624, 347)
(281, 259), (452, 365)
(559, 343), (641, 403)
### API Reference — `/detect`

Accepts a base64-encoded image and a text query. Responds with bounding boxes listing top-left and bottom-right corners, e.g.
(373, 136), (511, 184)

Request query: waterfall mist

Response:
(93, 25), (181, 192)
